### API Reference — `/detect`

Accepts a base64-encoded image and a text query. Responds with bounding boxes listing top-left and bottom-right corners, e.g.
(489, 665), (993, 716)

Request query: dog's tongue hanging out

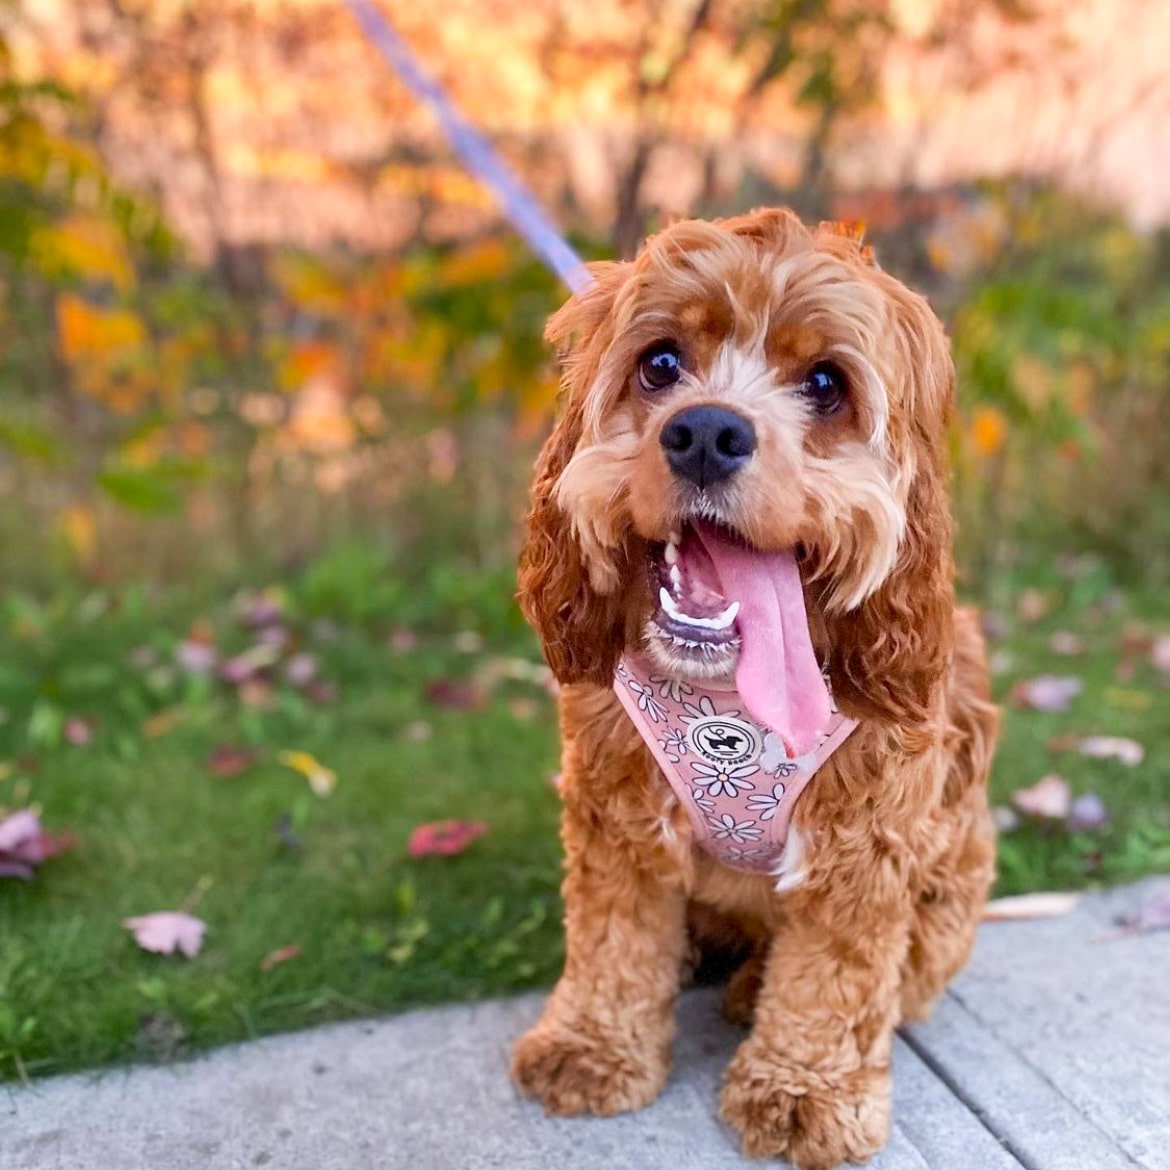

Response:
(689, 522), (831, 757)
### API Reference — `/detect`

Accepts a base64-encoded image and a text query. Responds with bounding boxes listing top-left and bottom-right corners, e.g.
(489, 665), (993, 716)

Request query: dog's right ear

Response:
(518, 264), (634, 687)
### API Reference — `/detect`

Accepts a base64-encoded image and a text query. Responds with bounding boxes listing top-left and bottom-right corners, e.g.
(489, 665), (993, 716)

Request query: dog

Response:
(511, 208), (998, 1168)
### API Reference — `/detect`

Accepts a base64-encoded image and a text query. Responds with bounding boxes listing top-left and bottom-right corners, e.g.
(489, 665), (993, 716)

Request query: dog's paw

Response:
(512, 1020), (668, 1117)
(719, 1043), (890, 1168)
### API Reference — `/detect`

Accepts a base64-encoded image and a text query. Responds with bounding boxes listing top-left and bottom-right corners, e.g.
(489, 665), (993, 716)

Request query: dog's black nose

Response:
(660, 405), (756, 489)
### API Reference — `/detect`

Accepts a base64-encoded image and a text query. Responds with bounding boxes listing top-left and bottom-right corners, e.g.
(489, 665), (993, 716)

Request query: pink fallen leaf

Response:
(259, 944), (302, 971)
(123, 911), (207, 958)
(219, 643), (281, 685)
(207, 744), (262, 778)
(407, 819), (489, 859)
(0, 809), (76, 880)
(1076, 736), (1144, 767)
(1133, 881), (1170, 933)
(1152, 635), (1170, 674)
(1012, 774), (1072, 820)
(983, 891), (1081, 921)
(284, 652), (319, 688)
(1066, 792), (1110, 832)
(1011, 675), (1083, 712)
(1048, 631), (1084, 656)
(175, 638), (217, 675)
(64, 717), (95, 746)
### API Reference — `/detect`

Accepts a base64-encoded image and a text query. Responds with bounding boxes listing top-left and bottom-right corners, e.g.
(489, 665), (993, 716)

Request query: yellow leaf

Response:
(59, 504), (98, 569)
(277, 750), (337, 798)
(970, 405), (1007, 458)
(33, 214), (136, 291)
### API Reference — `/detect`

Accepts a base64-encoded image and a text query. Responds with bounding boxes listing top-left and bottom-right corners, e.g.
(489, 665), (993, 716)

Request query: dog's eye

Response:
(638, 342), (682, 393)
(801, 362), (847, 416)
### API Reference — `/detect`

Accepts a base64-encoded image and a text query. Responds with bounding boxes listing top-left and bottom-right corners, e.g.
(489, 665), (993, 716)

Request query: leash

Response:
(341, 0), (594, 294)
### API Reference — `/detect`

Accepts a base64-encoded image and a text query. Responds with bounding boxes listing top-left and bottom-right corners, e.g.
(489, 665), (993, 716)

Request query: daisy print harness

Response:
(614, 653), (858, 875)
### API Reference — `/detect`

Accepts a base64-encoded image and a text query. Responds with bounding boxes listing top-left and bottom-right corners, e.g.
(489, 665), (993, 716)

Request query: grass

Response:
(0, 543), (1167, 1081)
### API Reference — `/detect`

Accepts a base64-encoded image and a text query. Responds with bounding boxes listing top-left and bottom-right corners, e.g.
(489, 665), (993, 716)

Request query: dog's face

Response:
(521, 209), (956, 724)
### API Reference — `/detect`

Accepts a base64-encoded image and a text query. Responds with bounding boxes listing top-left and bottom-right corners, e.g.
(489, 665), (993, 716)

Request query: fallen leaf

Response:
(1152, 635), (1170, 674)
(1011, 675), (1083, 712)
(64, 717), (94, 746)
(207, 744), (262, 778)
(388, 627), (418, 653)
(259, 944), (302, 971)
(1132, 881), (1170, 933)
(1076, 736), (1144, 766)
(123, 911), (207, 958)
(219, 643), (281, 685)
(1104, 687), (1152, 712)
(1048, 631), (1084, 656)
(407, 819), (489, 859)
(278, 749), (337, 797)
(174, 637), (217, 675)
(1012, 774), (1072, 820)
(238, 680), (275, 710)
(1066, 792), (1110, 832)
(284, 652), (319, 687)
(1015, 589), (1051, 624)
(991, 804), (1020, 833)
(0, 809), (76, 880)
(983, 891), (1081, 921)
(239, 588), (285, 629)
(424, 678), (486, 710)
(142, 708), (181, 738)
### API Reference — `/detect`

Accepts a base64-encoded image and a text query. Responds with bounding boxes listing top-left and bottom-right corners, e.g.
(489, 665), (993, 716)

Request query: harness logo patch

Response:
(687, 715), (762, 766)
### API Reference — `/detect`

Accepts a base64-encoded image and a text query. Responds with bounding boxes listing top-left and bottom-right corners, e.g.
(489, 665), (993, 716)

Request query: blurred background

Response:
(0, 0), (1168, 1079)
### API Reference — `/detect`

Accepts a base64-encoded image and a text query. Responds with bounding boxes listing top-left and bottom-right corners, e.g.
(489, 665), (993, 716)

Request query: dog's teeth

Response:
(659, 587), (682, 621)
(663, 541), (679, 566)
(669, 565), (683, 592)
(669, 529), (681, 545)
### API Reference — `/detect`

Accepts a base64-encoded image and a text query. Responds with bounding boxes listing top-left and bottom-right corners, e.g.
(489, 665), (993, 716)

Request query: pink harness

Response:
(614, 653), (857, 875)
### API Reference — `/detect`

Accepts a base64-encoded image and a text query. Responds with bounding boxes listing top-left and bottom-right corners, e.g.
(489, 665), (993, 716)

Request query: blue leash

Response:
(342, 0), (594, 294)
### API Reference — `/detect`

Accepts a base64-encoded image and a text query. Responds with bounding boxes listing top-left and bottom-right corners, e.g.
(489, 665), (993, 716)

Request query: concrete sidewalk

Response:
(3, 878), (1168, 1170)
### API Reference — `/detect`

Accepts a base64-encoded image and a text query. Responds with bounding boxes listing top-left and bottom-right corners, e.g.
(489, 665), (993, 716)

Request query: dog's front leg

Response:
(512, 771), (686, 1117)
(720, 859), (912, 1169)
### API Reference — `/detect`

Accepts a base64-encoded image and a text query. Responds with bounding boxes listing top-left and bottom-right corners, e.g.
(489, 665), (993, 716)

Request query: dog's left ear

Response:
(517, 265), (636, 688)
(825, 280), (956, 727)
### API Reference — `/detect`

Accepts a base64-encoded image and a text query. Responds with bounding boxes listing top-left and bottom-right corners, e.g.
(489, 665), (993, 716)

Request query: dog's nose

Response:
(660, 405), (756, 489)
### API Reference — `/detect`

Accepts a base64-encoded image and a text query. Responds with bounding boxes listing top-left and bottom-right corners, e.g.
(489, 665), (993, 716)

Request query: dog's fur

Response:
(511, 208), (998, 1168)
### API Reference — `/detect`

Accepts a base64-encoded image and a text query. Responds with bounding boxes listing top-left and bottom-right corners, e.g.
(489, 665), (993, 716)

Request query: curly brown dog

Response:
(511, 208), (999, 1169)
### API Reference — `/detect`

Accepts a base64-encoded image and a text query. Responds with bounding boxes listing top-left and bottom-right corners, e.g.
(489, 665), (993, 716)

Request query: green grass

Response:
(0, 548), (1167, 1081)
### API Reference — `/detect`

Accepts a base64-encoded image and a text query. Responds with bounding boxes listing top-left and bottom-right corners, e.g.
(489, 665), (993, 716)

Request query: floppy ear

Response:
(824, 281), (957, 728)
(517, 265), (636, 687)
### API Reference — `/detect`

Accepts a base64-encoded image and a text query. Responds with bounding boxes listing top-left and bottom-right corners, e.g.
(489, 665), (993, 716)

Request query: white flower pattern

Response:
(614, 652), (858, 874)
(707, 813), (763, 843)
(680, 694), (742, 725)
(690, 787), (716, 814)
(626, 678), (667, 723)
(746, 782), (788, 821)
(650, 674), (694, 703)
(691, 760), (759, 797)
(658, 726), (689, 763)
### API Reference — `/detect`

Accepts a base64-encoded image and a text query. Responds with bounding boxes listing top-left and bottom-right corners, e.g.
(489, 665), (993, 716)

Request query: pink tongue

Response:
(691, 523), (831, 757)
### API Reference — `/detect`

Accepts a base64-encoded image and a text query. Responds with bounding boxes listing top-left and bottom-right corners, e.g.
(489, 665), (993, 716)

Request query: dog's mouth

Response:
(644, 521), (832, 757)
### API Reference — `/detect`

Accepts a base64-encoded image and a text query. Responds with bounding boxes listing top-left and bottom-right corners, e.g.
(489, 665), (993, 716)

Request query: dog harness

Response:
(614, 653), (857, 875)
